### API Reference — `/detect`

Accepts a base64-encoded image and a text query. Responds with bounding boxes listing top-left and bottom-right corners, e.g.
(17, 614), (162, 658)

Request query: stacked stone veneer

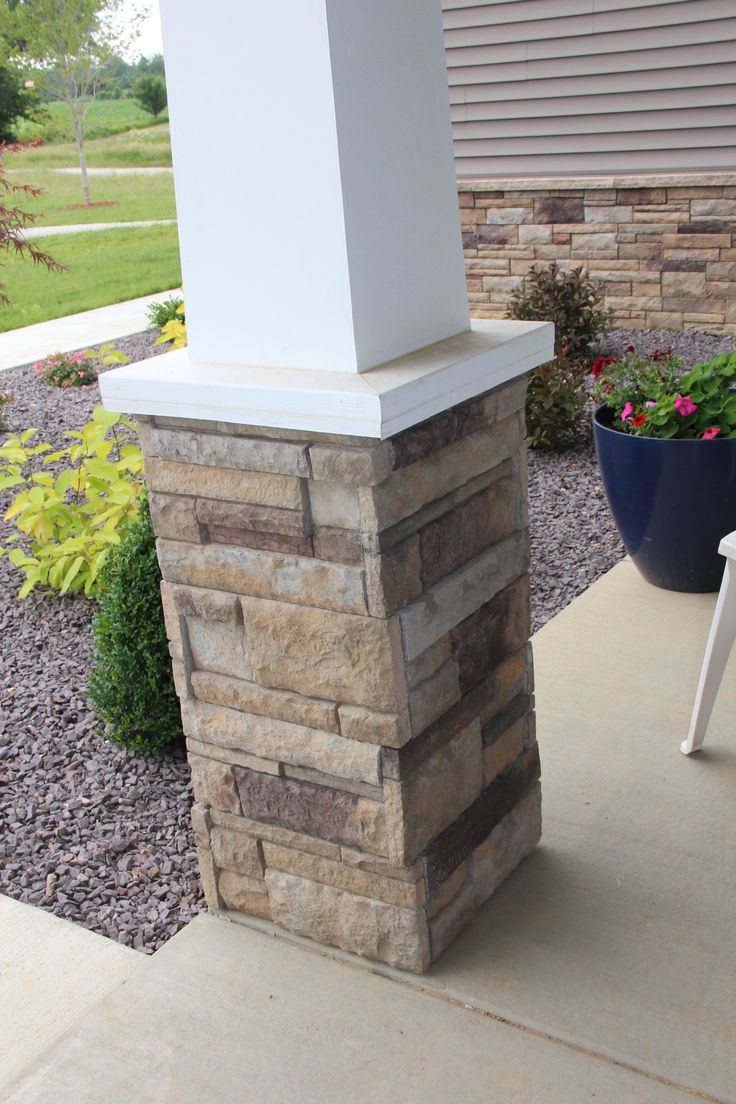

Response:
(138, 376), (540, 974)
(460, 173), (736, 335)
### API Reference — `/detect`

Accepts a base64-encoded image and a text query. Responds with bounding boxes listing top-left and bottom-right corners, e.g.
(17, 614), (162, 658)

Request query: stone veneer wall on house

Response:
(138, 375), (540, 974)
(460, 173), (736, 335)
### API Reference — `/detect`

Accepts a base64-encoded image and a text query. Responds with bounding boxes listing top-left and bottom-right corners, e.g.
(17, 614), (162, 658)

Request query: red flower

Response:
(701, 426), (721, 440)
(591, 356), (616, 379)
(626, 344), (636, 353)
(630, 414), (647, 428)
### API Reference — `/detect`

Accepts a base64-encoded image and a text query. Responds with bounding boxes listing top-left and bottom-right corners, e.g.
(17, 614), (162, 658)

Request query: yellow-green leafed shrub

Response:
(155, 302), (187, 350)
(0, 406), (145, 598)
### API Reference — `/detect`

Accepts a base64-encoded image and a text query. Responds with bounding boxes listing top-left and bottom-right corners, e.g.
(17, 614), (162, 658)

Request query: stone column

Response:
(100, 0), (552, 973)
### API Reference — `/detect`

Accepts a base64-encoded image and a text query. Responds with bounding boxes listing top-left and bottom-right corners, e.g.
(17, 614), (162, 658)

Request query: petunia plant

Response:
(591, 348), (736, 440)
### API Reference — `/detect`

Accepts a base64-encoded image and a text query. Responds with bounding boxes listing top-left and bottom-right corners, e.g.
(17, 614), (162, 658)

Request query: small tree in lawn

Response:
(1, 0), (142, 205)
(1, 144), (62, 306)
(133, 72), (166, 117)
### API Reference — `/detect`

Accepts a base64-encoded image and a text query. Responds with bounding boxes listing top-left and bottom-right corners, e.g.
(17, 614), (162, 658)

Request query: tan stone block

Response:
(631, 282), (661, 297)
(517, 224), (552, 244)
(337, 705), (412, 748)
(385, 719), (483, 864)
(169, 583), (241, 623)
(146, 458), (304, 509)
(210, 826), (264, 878)
(706, 261), (736, 280)
(149, 427), (310, 477)
(483, 718), (526, 786)
(188, 753), (241, 815)
(571, 232), (617, 250)
(426, 862), (469, 920)
(409, 659), (461, 737)
(429, 879), (476, 961)
(458, 191), (475, 208)
(190, 801), (210, 848)
(683, 312), (725, 324)
(662, 233), (731, 249)
(405, 635), (452, 690)
(470, 783), (542, 907)
(191, 669), (339, 733)
(148, 493), (202, 543)
(196, 498), (310, 537)
(196, 846), (223, 911)
(160, 582), (186, 662)
(241, 596), (406, 712)
(170, 658), (191, 702)
(308, 444), (391, 486)
(262, 843), (424, 909)
(265, 870), (431, 972)
(483, 206), (533, 224)
(706, 281), (736, 298)
(209, 806), (341, 861)
(619, 243), (664, 260)
(340, 847), (424, 884)
(308, 480), (361, 529)
(157, 538), (367, 615)
(662, 270), (706, 297)
(312, 526), (363, 565)
(187, 617), (251, 680)
(663, 247), (719, 262)
(359, 414), (521, 533)
(663, 297), (723, 313)
(666, 187), (719, 199)
(460, 207), (480, 226)
(283, 764), (381, 800)
(584, 205), (632, 223)
(691, 199), (736, 218)
(632, 209), (682, 223)
(186, 736), (282, 776)
(186, 700), (382, 786)
(218, 870), (271, 918)
(399, 530), (527, 662)
(645, 311), (683, 329)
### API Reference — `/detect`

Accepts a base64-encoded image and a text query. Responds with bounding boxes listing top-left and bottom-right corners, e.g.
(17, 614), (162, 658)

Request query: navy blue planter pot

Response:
(593, 406), (736, 592)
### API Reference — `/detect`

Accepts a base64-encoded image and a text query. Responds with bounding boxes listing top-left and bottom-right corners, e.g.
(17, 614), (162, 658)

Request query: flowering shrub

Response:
(33, 344), (130, 389)
(591, 348), (736, 440)
(34, 350), (98, 388)
(0, 406), (145, 597)
(508, 263), (611, 449)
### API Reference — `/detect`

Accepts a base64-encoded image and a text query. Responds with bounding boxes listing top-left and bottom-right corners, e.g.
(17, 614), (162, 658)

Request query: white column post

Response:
(100, 0), (552, 437)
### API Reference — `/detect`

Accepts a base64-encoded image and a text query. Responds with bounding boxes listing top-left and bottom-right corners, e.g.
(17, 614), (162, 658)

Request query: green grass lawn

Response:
(16, 99), (168, 143)
(0, 224), (182, 332)
(9, 123), (172, 169)
(6, 167), (176, 226)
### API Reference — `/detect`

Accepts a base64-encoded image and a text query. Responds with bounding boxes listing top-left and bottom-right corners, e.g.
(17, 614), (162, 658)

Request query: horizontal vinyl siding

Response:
(443, 0), (736, 176)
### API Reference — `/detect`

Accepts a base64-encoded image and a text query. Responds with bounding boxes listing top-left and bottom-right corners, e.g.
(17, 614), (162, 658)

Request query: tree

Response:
(133, 71), (165, 117)
(0, 145), (63, 306)
(0, 64), (37, 142)
(0, 1), (142, 205)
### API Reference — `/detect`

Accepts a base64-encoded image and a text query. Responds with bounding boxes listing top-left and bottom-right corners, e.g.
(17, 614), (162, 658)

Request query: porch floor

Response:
(4, 559), (735, 1103)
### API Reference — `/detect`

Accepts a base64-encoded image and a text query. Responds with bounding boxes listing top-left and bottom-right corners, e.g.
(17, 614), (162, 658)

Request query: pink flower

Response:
(621, 402), (633, 422)
(645, 401), (657, 409)
(674, 395), (698, 417)
(702, 427), (721, 440)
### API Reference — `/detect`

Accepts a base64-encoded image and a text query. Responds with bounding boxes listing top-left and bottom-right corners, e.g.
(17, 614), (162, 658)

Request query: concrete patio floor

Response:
(4, 559), (735, 1103)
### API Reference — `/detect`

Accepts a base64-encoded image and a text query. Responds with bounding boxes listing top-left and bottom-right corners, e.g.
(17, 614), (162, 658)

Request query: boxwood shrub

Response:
(88, 495), (182, 754)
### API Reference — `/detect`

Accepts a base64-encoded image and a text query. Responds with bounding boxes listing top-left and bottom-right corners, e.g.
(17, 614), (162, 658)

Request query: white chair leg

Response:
(682, 558), (736, 754)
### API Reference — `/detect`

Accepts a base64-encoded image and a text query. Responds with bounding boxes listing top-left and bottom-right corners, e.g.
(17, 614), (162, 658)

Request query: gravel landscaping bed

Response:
(0, 325), (732, 953)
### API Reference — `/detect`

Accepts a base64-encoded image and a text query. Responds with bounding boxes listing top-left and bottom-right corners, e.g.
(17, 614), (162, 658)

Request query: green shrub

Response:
(146, 295), (184, 331)
(0, 406), (144, 597)
(0, 390), (11, 431)
(508, 263), (611, 450)
(88, 495), (182, 755)
(133, 74), (167, 118)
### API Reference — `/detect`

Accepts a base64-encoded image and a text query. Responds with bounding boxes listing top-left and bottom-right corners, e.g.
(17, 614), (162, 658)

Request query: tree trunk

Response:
(71, 111), (92, 206)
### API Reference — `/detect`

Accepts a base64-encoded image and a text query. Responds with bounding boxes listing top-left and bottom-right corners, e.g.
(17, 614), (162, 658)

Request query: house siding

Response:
(443, 0), (736, 177)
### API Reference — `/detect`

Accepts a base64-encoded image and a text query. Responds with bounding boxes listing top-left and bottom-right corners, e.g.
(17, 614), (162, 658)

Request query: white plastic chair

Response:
(682, 530), (736, 755)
